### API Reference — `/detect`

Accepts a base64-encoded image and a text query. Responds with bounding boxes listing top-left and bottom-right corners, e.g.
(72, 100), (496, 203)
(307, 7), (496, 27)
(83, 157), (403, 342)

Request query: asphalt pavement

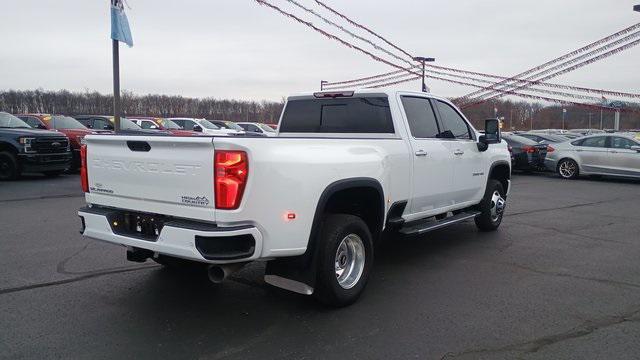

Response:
(1, 173), (640, 359)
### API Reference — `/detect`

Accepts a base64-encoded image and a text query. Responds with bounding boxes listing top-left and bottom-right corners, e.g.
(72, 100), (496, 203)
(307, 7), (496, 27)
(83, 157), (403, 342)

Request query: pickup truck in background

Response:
(0, 112), (72, 179)
(78, 90), (511, 306)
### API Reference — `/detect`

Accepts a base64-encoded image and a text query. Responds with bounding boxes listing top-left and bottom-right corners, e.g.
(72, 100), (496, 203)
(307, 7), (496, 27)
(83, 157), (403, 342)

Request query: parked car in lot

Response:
(236, 122), (277, 136)
(0, 112), (72, 179)
(571, 128), (606, 135)
(129, 117), (198, 136)
(74, 115), (142, 131)
(169, 118), (242, 136)
(502, 133), (549, 171)
(78, 89), (511, 306)
(207, 120), (243, 131)
(16, 113), (106, 170)
(545, 134), (640, 179)
(517, 132), (570, 144)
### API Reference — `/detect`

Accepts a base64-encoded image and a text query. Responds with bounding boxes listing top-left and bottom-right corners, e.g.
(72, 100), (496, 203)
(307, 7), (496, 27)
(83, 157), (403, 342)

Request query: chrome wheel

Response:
(335, 234), (365, 290)
(490, 190), (506, 222)
(558, 160), (577, 178)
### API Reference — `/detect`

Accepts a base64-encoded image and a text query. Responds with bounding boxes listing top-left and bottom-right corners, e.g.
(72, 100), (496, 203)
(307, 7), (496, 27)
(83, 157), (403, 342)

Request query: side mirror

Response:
(630, 145), (640, 152)
(478, 118), (501, 152)
(104, 124), (114, 130)
(192, 125), (203, 132)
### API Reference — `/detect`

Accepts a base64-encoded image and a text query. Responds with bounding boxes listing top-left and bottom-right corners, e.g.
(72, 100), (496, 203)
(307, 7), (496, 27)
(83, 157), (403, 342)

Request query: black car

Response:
(518, 133), (570, 144)
(502, 133), (549, 172)
(0, 112), (72, 180)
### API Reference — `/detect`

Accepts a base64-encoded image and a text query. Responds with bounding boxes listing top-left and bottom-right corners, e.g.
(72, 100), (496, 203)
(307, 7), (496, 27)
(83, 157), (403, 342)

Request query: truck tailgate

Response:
(85, 135), (216, 222)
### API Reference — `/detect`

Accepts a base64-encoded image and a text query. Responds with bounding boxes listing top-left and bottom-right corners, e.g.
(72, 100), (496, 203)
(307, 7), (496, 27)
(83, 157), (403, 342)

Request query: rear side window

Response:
(280, 96), (394, 133)
(401, 96), (439, 138)
(436, 101), (471, 139)
(580, 136), (607, 148)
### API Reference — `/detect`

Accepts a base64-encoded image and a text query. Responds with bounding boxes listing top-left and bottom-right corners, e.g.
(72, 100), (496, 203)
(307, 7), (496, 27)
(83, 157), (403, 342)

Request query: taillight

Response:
(546, 145), (555, 153)
(214, 150), (248, 210)
(523, 145), (536, 154)
(80, 144), (89, 192)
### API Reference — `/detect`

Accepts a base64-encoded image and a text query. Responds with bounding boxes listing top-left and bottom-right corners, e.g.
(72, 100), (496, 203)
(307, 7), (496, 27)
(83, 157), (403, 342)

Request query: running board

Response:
(399, 211), (481, 235)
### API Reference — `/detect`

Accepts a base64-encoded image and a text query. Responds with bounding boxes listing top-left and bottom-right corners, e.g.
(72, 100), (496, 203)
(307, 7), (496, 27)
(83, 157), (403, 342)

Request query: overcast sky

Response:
(1, 0), (639, 101)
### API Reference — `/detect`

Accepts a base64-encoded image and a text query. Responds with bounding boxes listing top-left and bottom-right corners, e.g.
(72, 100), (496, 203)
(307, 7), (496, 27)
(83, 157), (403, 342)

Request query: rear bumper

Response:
(17, 152), (72, 173)
(78, 206), (263, 264)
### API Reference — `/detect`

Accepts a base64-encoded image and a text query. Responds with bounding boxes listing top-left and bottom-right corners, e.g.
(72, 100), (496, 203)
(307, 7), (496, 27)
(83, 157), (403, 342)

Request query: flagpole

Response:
(112, 39), (121, 132)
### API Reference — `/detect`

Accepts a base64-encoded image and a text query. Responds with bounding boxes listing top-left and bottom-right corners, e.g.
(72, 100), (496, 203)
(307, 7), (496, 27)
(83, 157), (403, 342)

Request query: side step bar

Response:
(399, 211), (481, 235)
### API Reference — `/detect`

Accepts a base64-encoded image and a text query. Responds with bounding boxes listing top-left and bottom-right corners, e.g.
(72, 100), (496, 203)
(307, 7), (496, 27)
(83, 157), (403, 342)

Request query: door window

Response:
(18, 116), (43, 128)
(611, 137), (637, 150)
(401, 96), (440, 138)
(580, 136), (607, 148)
(139, 120), (156, 129)
(435, 101), (471, 139)
(93, 118), (110, 130)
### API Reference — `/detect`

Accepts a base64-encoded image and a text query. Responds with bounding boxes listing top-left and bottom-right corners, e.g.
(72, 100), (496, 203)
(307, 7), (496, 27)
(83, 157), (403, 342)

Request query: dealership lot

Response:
(1, 174), (640, 359)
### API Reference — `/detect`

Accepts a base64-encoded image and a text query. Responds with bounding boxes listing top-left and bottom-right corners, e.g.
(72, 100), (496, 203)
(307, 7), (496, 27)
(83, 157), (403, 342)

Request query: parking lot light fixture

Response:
(413, 56), (436, 92)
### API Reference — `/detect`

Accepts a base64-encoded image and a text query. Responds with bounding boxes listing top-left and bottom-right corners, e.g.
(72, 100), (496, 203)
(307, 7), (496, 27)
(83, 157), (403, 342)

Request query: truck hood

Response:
(0, 128), (63, 137)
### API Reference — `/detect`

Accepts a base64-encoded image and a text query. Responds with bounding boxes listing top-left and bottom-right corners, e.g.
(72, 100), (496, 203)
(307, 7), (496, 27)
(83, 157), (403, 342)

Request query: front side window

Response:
(280, 96), (394, 133)
(436, 100), (471, 139)
(139, 120), (156, 129)
(93, 118), (110, 130)
(611, 137), (637, 149)
(580, 136), (607, 148)
(18, 116), (44, 128)
(401, 96), (439, 138)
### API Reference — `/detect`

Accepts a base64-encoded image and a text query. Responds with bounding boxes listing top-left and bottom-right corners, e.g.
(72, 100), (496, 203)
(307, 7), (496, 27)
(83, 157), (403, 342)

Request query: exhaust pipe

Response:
(207, 263), (245, 283)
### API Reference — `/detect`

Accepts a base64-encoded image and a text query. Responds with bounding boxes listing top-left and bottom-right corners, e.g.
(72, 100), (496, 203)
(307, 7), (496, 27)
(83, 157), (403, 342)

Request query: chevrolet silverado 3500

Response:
(78, 90), (511, 306)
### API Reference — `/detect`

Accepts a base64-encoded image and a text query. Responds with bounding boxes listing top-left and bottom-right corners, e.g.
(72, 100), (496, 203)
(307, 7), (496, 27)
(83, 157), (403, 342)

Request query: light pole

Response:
(413, 57), (435, 92)
(562, 108), (567, 129)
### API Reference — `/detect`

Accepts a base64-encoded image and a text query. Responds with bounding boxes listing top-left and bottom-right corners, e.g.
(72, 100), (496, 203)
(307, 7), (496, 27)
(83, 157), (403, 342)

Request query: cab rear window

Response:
(280, 96), (394, 133)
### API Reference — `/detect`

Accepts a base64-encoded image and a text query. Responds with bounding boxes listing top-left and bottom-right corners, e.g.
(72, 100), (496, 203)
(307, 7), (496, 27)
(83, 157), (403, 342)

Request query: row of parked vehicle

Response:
(502, 129), (640, 180)
(0, 111), (277, 180)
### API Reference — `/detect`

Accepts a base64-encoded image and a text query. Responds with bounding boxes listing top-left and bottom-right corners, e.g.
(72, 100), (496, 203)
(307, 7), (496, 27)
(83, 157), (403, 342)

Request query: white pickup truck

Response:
(78, 89), (511, 306)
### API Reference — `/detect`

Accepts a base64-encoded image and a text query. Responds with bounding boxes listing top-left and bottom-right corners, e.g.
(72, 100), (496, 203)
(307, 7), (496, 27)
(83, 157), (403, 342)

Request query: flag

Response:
(111, 0), (133, 47)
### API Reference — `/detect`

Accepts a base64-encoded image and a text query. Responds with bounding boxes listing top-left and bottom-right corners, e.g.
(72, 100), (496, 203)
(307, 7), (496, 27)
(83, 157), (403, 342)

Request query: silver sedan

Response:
(544, 133), (640, 179)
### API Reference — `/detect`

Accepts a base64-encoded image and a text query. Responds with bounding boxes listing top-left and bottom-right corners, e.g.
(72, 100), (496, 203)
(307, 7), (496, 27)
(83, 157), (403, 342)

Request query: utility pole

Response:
(413, 57), (435, 92)
(588, 113), (592, 129)
(320, 80), (328, 91)
(112, 39), (121, 131)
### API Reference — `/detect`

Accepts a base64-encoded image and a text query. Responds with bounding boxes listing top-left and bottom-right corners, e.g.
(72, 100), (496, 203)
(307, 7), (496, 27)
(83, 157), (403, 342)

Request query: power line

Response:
(312, 0), (415, 60)
(460, 22), (640, 99)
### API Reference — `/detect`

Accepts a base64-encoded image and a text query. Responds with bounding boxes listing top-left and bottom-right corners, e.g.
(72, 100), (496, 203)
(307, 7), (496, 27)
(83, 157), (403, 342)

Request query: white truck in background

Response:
(78, 89), (511, 307)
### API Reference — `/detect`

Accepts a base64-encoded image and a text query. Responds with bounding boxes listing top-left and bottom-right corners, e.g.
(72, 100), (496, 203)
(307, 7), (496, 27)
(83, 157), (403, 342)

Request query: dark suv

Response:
(0, 112), (72, 179)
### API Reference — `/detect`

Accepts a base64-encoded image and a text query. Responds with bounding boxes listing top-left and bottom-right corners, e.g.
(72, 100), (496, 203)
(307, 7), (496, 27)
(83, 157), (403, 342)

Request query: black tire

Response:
(43, 170), (64, 177)
(557, 158), (579, 179)
(0, 151), (19, 180)
(313, 214), (374, 307)
(475, 179), (506, 232)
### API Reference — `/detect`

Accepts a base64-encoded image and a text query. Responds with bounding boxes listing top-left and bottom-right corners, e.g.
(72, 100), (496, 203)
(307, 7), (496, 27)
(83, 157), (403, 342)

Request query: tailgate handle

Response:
(127, 141), (151, 152)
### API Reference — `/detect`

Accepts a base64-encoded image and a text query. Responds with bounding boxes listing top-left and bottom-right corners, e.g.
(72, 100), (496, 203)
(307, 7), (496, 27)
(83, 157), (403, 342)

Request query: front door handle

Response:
(453, 149), (464, 156)
(415, 150), (428, 157)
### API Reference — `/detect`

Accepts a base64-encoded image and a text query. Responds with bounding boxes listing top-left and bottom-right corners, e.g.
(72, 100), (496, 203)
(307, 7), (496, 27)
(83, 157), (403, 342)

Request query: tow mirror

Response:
(192, 125), (203, 132)
(478, 118), (501, 152)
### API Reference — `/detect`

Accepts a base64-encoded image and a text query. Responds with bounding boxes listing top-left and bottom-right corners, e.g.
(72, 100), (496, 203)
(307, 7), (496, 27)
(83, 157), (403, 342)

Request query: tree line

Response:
(1, 89), (638, 130)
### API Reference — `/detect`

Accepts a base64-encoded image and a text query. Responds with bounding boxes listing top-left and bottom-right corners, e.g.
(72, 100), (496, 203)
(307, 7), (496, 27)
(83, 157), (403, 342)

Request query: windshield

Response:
(196, 119), (218, 129)
(257, 123), (276, 133)
(50, 116), (87, 130)
(0, 112), (32, 128)
(115, 117), (142, 130)
(157, 118), (181, 129)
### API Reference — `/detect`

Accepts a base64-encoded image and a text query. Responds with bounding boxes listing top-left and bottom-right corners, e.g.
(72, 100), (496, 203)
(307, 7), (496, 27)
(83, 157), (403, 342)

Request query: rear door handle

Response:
(453, 149), (464, 156)
(415, 150), (428, 157)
